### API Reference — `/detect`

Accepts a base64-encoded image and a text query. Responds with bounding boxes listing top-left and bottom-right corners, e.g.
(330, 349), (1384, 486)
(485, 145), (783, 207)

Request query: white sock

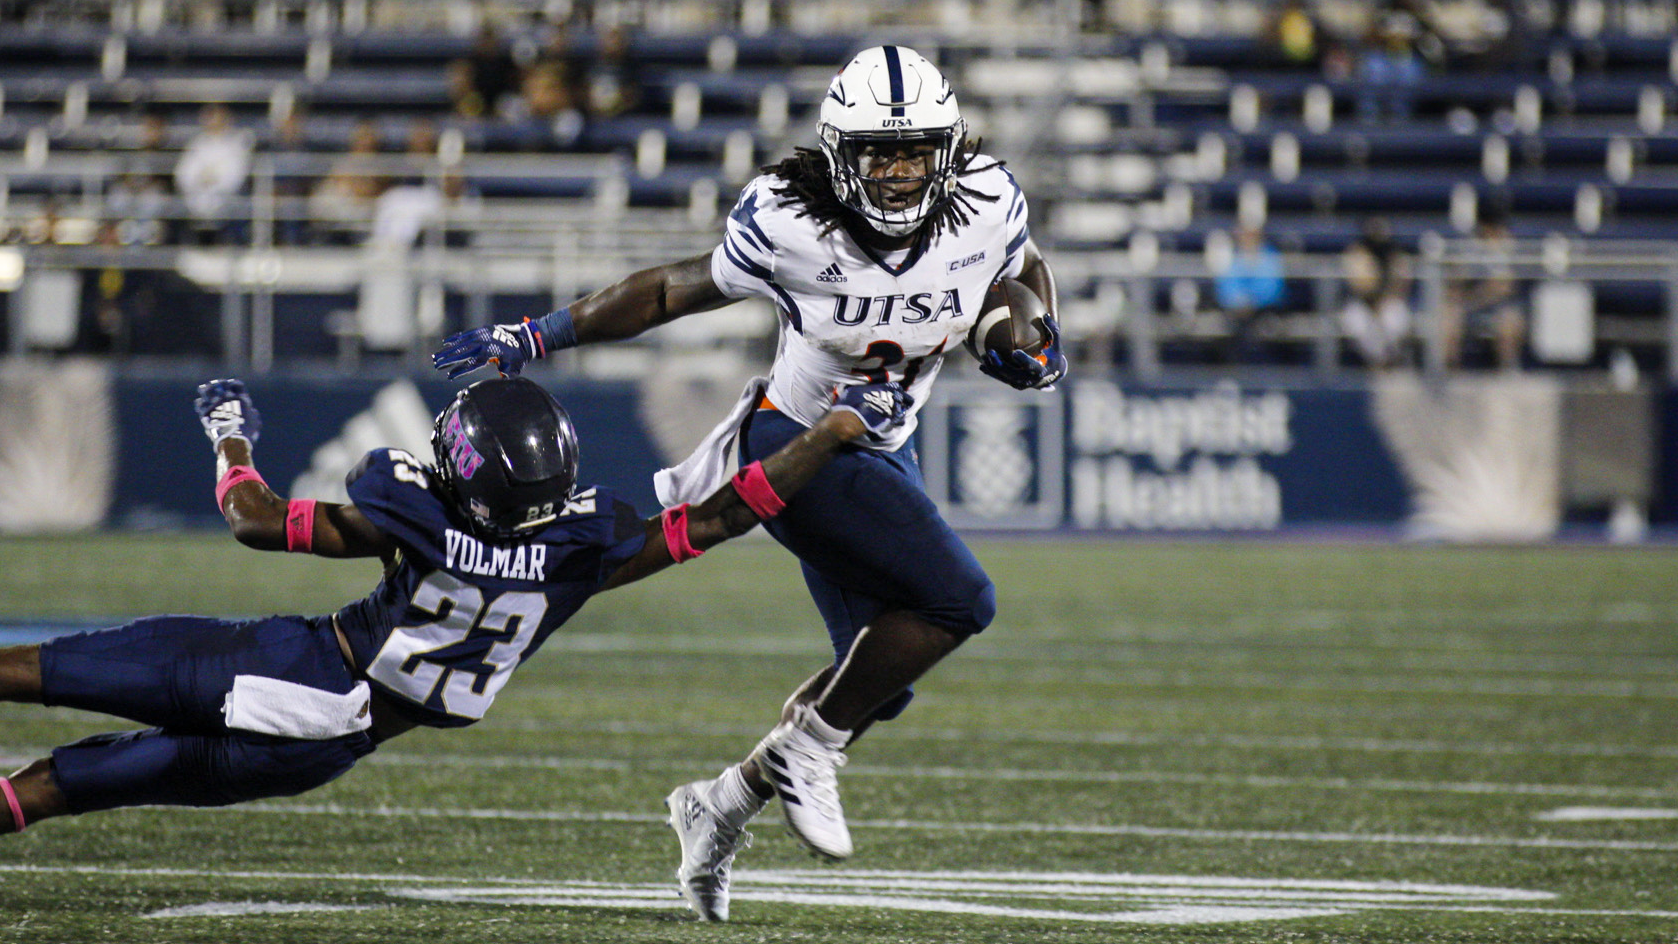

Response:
(708, 765), (768, 830)
(795, 703), (851, 748)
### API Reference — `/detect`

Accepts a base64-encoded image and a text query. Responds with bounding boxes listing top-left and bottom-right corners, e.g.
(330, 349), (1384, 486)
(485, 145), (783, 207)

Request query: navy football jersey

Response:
(333, 448), (646, 728)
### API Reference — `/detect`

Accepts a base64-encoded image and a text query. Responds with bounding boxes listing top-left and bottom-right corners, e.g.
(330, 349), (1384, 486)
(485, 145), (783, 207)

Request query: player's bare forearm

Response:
(571, 252), (733, 343)
(1015, 239), (1057, 317)
(214, 438), (392, 559)
(686, 409), (866, 548)
(601, 410), (867, 590)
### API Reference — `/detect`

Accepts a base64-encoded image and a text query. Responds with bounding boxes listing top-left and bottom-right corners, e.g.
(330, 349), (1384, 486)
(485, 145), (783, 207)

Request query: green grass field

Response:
(2, 532), (1677, 943)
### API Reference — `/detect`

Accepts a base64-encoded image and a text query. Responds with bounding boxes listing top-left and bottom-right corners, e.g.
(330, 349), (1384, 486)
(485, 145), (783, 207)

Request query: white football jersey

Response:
(709, 158), (1030, 451)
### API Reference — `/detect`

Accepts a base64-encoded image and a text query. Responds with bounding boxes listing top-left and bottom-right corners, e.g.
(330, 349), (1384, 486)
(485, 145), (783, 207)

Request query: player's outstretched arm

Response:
(195, 379), (392, 559)
(600, 382), (911, 591)
(433, 252), (733, 379)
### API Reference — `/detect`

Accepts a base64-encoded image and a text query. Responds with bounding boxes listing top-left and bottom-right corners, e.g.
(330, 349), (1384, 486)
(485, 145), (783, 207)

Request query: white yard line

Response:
(547, 632), (1678, 677)
(5, 863), (1678, 924)
(144, 902), (383, 918)
(360, 751), (1678, 801)
(486, 718), (1678, 759)
(1535, 807), (1678, 822)
(5, 746), (1668, 801)
(540, 637), (1678, 698)
(135, 801), (1678, 852)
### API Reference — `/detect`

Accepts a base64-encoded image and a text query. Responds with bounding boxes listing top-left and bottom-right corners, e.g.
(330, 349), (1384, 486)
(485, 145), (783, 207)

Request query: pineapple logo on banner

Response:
(954, 403), (1033, 518)
(919, 381), (1063, 530)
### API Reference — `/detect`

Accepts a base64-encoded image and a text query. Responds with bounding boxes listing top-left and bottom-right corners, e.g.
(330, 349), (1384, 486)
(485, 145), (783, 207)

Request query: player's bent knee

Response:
(916, 575), (996, 637)
(970, 579), (998, 631)
(869, 689), (915, 722)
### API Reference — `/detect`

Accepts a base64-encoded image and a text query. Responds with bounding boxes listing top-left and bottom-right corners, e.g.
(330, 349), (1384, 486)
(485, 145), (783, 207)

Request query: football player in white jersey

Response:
(433, 44), (1064, 921)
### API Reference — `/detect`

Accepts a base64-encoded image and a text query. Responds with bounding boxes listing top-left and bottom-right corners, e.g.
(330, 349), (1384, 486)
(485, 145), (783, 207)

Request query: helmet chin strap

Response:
(863, 213), (924, 238)
(858, 188), (935, 237)
(846, 178), (934, 237)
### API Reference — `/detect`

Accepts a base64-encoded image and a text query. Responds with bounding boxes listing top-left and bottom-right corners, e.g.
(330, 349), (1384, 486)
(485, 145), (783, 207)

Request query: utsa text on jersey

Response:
(831, 290), (963, 326)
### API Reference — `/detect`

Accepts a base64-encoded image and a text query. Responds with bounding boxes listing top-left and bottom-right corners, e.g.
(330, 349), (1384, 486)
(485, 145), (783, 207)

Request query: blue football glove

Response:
(194, 378), (261, 446)
(832, 381), (913, 436)
(978, 313), (1068, 391)
(432, 322), (537, 379)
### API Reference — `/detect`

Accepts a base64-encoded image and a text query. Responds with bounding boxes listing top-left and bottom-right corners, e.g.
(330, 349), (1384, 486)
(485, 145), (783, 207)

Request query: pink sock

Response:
(0, 777), (25, 832)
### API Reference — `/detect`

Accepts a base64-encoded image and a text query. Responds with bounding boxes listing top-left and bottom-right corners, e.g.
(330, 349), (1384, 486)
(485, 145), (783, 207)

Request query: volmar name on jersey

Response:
(442, 529), (549, 581)
(440, 487), (603, 581)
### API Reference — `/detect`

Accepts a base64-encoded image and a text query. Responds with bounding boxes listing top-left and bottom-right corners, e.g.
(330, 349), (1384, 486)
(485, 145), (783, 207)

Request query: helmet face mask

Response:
(430, 377), (580, 542)
(818, 46), (966, 238)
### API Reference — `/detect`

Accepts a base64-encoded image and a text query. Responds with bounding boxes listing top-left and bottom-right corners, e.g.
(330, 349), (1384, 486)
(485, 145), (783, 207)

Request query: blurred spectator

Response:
(81, 221), (128, 354)
(511, 60), (586, 148)
(1215, 226), (1287, 362)
(371, 118), (462, 247)
(107, 111), (173, 245)
(1442, 212), (1525, 370)
(173, 104), (253, 244)
(447, 59), (488, 121)
(22, 199), (64, 245)
(450, 25), (520, 120)
(1357, 11), (1426, 123)
(320, 119), (390, 203)
(537, 23), (589, 104)
(80, 218), (213, 356)
(270, 110), (317, 245)
(1269, 0), (1321, 68)
(586, 25), (642, 119)
(395, 119), (443, 185)
(312, 119), (391, 243)
(1339, 217), (1413, 368)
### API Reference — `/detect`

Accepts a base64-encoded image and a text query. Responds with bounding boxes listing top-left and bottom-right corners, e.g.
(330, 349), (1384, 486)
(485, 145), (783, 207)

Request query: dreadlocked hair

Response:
(763, 139), (1003, 239)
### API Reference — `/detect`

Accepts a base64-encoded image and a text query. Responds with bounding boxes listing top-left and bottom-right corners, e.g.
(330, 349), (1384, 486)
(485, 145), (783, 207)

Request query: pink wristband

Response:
(660, 504), (705, 563)
(730, 461), (786, 520)
(215, 465), (266, 511)
(286, 499), (318, 553)
(1, 777), (24, 832)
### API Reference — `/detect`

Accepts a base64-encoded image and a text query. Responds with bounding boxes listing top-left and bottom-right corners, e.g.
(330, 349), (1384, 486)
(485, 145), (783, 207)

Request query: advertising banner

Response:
(921, 379), (1410, 532)
(0, 366), (1655, 536)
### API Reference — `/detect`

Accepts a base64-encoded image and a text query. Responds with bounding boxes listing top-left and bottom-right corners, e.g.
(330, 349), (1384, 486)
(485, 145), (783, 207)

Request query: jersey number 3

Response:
(367, 572), (546, 719)
(852, 339), (936, 387)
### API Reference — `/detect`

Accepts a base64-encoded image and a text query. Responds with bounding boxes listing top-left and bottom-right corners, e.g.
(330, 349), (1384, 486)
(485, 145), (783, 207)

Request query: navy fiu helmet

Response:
(431, 376), (580, 540)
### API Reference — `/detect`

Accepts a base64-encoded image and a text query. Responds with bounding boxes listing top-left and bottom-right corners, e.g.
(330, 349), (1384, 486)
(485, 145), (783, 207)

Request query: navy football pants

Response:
(740, 409), (996, 721)
(37, 614), (375, 814)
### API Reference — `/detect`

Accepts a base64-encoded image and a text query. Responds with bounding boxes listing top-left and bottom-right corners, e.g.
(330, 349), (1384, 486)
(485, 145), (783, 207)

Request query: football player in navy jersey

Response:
(0, 375), (905, 836)
(431, 45), (1062, 920)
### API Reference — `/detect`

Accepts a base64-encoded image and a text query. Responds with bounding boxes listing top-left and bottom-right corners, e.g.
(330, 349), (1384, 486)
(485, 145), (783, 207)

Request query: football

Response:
(965, 278), (1049, 362)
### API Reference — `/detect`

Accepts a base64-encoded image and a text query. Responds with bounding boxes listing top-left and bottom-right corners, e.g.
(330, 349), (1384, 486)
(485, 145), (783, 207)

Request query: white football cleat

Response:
(664, 781), (751, 922)
(755, 704), (852, 860)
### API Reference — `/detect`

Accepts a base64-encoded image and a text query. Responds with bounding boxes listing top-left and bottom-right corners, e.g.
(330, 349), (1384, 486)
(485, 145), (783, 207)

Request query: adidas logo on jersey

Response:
(815, 263), (847, 284)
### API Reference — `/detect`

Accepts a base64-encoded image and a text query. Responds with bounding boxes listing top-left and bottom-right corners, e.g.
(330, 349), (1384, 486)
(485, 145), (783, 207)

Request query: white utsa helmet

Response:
(818, 45), (967, 237)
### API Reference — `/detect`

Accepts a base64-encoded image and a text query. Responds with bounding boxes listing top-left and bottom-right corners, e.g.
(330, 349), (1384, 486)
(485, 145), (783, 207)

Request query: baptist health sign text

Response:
(1071, 381), (1290, 530)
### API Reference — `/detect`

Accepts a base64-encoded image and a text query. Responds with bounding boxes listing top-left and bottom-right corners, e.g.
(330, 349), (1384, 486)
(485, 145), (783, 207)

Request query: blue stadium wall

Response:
(109, 374), (667, 528)
(95, 372), (1418, 532)
(0, 367), (1657, 534)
